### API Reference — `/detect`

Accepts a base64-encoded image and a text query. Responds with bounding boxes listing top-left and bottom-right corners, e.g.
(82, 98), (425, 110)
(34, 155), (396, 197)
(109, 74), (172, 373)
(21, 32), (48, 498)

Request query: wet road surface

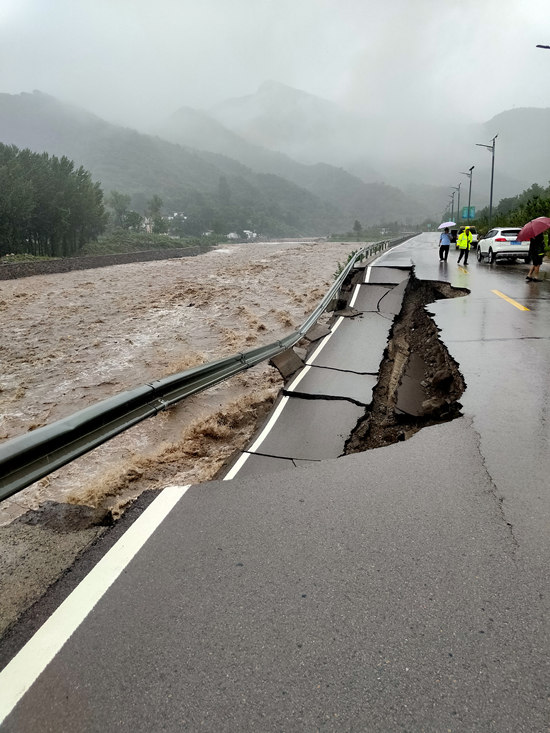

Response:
(1, 233), (549, 731)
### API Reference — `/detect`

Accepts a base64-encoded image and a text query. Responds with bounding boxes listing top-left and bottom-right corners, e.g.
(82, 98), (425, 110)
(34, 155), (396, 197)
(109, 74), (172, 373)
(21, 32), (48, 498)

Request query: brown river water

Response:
(0, 239), (360, 524)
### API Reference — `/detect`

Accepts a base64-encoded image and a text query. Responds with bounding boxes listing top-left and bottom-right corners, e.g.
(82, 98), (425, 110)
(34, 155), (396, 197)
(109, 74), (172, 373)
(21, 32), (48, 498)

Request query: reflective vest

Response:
(457, 230), (472, 250)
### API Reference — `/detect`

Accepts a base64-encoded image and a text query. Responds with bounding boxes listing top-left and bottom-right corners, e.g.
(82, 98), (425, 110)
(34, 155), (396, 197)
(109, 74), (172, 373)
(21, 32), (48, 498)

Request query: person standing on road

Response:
(457, 226), (472, 265)
(526, 232), (545, 281)
(438, 227), (451, 261)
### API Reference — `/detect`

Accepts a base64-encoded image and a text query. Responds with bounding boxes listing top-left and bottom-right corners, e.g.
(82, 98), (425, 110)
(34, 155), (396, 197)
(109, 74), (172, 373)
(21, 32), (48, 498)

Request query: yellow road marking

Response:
(491, 289), (530, 311)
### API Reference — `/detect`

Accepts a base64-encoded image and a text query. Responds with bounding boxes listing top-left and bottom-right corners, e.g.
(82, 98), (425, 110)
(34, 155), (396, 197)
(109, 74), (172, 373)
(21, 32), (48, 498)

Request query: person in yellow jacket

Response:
(457, 226), (472, 265)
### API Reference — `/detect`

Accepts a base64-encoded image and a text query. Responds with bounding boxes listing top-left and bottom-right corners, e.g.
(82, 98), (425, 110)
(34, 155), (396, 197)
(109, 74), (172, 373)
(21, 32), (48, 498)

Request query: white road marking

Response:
(225, 316), (347, 479)
(224, 249), (390, 480)
(348, 283), (361, 308)
(248, 395), (290, 453)
(0, 484), (190, 726)
(306, 316), (344, 364)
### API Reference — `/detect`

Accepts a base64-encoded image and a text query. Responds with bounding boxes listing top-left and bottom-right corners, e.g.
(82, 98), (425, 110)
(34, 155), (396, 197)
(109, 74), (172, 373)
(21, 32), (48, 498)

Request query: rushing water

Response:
(0, 239), (361, 524)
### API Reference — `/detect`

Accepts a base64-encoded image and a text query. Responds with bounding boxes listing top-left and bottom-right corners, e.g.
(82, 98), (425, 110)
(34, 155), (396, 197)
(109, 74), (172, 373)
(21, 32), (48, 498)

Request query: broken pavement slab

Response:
(351, 284), (393, 312)
(304, 323), (332, 342)
(225, 268), (416, 477)
(269, 349), (304, 379)
(309, 313), (392, 373)
(287, 365), (377, 405)
(365, 265), (411, 285)
(244, 396), (365, 461)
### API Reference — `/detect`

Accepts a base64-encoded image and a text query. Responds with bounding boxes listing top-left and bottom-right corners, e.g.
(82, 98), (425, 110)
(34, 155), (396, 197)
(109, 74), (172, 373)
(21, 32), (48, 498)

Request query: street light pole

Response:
(449, 192), (455, 223)
(460, 166), (475, 221)
(476, 134), (498, 227)
(452, 184), (461, 225)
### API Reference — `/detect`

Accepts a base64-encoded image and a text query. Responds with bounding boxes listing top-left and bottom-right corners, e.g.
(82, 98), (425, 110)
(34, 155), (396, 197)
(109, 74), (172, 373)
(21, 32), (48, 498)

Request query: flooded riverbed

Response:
(0, 240), (359, 524)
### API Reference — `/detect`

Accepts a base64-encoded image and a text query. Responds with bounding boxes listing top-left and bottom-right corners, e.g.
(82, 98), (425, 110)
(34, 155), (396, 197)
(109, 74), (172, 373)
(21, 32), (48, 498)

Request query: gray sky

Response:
(1, 0), (550, 128)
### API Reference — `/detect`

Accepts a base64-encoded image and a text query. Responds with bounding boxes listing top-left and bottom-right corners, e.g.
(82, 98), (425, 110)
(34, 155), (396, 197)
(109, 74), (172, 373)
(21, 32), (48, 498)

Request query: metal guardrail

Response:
(0, 237), (410, 500)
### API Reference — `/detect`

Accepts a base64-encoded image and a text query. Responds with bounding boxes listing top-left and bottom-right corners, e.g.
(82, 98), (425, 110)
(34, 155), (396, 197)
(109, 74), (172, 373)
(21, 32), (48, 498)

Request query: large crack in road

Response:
(345, 274), (468, 453)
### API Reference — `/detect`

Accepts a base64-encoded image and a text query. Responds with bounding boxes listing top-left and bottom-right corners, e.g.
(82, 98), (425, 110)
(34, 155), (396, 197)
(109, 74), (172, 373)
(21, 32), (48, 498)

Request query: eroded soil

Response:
(345, 276), (468, 453)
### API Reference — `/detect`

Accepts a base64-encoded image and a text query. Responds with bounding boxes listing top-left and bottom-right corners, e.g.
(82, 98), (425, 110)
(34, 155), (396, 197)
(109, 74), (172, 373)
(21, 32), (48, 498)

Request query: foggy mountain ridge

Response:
(481, 107), (550, 188)
(209, 80), (382, 179)
(0, 91), (430, 232)
(204, 81), (549, 202)
(1, 88), (547, 234)
(155, 104), (426, 224)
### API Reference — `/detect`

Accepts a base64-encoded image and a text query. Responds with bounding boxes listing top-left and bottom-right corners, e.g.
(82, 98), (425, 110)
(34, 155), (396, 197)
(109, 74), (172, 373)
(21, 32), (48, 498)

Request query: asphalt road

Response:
(1, 233), (549, 732)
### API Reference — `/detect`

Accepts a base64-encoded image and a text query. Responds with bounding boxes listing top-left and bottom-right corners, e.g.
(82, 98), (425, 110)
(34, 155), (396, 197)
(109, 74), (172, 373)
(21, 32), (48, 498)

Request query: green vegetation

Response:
(80, 230), (214, 255)
(0, 252), (58, 264)
(474, 183), (550, 235)
(0, 143), (106, 257)
(333, 249), (361, 279)
(329, 220), (416, 242)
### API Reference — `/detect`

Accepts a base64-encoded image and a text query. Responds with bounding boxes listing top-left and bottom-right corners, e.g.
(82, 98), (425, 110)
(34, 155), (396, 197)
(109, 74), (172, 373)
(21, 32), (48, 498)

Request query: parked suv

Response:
(477, 227), (529, 264)
(452, 225), (479, 249)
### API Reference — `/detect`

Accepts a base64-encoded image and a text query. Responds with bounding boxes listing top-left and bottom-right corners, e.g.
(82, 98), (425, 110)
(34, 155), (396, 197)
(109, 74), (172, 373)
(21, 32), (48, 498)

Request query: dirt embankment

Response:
(0, 246), (216, 281)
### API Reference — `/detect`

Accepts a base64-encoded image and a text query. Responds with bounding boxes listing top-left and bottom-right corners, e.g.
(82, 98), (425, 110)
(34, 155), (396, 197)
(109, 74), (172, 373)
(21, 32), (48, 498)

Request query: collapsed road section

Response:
(223, 263), (469, 478)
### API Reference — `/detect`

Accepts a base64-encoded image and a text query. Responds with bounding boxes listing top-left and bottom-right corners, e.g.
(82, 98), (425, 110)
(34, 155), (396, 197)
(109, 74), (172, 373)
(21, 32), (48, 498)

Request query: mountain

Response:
(210, 80), (379, 174)
(206, 82), (550, 208)
(0, 91), (345, 236)
(155, 104), (425, 224)
(0, 91), (429, 236)
(481, 108), (550, 190)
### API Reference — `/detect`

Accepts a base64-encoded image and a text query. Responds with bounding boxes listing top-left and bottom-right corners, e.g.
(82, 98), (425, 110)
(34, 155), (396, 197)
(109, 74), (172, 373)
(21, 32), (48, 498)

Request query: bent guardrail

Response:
(0, 237), (411, 500)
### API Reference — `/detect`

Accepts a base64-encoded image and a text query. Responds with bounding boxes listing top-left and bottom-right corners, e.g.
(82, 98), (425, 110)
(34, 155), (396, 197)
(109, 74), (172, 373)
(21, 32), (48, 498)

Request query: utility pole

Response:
(449, 192), (456, 223)
(452, 184), (461, 225)
(460, 166), (475, 221)
(476, 135), (498, 227)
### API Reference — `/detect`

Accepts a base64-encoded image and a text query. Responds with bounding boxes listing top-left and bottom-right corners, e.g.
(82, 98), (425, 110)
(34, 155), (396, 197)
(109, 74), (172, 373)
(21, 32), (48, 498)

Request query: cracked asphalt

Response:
(2, 233), (550, 732)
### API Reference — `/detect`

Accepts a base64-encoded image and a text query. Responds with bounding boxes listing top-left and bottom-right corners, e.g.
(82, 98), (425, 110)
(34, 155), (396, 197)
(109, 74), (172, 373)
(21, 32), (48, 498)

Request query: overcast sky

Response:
(1, 0), (550, 128)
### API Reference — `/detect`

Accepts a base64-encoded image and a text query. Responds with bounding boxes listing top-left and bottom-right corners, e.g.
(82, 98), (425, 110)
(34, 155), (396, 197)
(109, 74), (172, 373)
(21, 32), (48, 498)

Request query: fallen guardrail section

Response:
(0, 237), (411, 500)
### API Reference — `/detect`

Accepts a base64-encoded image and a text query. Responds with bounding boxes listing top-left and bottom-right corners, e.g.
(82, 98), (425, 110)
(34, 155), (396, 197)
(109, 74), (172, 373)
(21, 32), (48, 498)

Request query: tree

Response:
(0, 143), (106, 257)
(107, 190), (131, 228)
(146, 195), (163, 218)
(145, 194), (167, 234)
(353, 220), (363, 236)
(124, 210), (143, 230)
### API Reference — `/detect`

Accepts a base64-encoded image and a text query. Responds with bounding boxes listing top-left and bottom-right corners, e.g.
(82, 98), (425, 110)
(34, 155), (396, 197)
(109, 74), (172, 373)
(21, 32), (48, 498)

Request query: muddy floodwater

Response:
(0, 240), (360, 524)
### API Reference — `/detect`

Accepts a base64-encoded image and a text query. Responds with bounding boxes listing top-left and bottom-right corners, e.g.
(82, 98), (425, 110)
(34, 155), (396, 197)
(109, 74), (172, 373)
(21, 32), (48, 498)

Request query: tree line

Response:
(0, 141), (329, 259)
(0, 143), (107, 257)
(474, 182), (550, 233)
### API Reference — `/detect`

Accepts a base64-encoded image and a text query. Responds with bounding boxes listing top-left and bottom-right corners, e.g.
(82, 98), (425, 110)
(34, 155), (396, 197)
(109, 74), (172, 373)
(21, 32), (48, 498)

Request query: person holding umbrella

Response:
(437, 221), (455, 262)
(517, 216), (550, 281)
(526, 232), (545, 281)
(438, 226), (451, 261)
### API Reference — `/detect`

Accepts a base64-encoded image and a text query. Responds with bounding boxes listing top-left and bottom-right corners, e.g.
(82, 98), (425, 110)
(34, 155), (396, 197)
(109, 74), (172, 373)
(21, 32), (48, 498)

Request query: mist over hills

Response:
(1, 85), (548, 237)
(203, 82), (549, 206)
(0, 91), (429, 235)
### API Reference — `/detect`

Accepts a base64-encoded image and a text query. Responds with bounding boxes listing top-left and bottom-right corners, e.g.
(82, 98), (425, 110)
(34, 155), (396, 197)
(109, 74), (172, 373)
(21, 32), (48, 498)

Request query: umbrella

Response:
(517, 216), (550, 241)
(438, 221), (456, 229)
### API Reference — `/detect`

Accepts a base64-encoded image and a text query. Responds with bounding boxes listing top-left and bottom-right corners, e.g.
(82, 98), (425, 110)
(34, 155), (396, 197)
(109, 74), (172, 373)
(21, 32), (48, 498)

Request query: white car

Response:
(477, 227), (530, 264)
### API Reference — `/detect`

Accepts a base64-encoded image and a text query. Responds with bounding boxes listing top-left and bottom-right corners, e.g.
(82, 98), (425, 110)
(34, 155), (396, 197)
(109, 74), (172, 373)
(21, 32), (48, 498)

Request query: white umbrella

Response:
(438, 221), (456, 229)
